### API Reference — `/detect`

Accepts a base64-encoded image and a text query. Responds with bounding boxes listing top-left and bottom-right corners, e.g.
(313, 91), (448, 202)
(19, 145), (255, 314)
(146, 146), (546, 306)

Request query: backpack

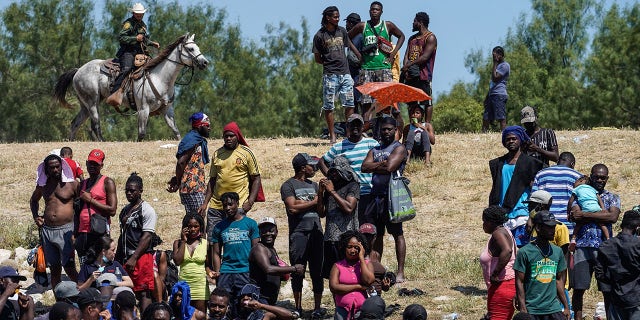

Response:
(156, 249), (179, 299)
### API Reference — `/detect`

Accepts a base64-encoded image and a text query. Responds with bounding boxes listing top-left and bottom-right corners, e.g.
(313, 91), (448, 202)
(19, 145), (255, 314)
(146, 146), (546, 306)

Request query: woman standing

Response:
(329, 230), (374, 320)
(173, 213), (209, 313)
(480, 205), (516, 320)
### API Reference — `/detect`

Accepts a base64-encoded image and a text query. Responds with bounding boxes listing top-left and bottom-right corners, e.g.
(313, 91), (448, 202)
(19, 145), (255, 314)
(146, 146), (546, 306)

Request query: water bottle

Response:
(442, 313), (458, 320)
(593, 301), (605, 320)
(114, 266), (123, 282)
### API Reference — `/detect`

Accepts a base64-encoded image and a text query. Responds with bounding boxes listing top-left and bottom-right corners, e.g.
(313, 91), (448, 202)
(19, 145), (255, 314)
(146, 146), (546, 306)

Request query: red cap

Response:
(87, 149), (105, 165)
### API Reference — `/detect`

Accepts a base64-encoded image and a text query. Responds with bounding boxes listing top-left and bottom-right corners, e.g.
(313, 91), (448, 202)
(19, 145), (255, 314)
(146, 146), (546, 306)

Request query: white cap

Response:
(258, 217), (277, 227)
(131, 3), (147, 13)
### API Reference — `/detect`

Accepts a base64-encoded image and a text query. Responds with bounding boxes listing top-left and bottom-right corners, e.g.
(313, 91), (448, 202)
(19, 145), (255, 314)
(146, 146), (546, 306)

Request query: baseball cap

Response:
(292, 153), (319, 170)
(77, 288), (109, 308)
(54, 281), (80, 299)
(524, 190), (552, 205)
(359, 223), (377, 235)
(532, 210), (558, 227)
(87, 149), (105, 165)
(357, 296), (386, 319)
(0, 266), (26, 281)
(344, 13), (361, 23)
(97, 273), (118, 287)
(238, 284), (260, 300)
(520, 106), (537, 123)
(258, 217), (277, 227)
(347, 113), (364, 124)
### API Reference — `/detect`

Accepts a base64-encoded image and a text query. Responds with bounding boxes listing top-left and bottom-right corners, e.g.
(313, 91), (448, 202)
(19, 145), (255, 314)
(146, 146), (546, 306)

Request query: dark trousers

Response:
(289, 229), (324, 294)
(112, 52), (134, 92)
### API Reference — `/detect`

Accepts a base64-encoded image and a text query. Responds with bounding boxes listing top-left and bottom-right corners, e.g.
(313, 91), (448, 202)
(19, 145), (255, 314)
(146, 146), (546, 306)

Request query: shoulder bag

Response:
(388, 170), (416, 223)
(368, 21), (394, 55)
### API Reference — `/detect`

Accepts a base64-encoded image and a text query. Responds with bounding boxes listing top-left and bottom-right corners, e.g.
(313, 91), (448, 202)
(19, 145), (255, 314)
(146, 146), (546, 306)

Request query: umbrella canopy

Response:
(356, 82), (431, 108)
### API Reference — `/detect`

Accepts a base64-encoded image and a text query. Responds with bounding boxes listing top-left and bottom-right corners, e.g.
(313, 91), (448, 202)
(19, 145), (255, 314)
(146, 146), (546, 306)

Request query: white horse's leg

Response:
(137, 107), (150, 141)
(76, 95), (104, 142)
(163, 105), (181, 140)
(69, 107), (89, 141)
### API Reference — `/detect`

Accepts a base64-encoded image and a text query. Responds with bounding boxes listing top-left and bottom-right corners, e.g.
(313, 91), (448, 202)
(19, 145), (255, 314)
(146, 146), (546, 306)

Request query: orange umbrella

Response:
(356, 82), (431, 109)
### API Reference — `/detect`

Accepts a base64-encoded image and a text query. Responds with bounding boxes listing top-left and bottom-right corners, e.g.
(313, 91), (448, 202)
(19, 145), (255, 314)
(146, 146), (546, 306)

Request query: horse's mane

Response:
(143, 34), (188, 70)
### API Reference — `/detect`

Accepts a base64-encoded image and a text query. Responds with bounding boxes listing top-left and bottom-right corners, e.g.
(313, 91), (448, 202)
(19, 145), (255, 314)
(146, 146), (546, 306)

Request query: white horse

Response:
(54, 33), (209, 141)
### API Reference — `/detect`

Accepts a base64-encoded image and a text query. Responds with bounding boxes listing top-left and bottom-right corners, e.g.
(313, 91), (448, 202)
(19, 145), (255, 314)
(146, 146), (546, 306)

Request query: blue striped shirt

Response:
(323, 137), (379, 195)
(532, 165), (583, 235)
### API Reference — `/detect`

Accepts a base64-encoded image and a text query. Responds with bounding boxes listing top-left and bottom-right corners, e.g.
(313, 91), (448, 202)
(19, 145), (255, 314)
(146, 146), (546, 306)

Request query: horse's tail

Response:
(54, 68), (78, 109)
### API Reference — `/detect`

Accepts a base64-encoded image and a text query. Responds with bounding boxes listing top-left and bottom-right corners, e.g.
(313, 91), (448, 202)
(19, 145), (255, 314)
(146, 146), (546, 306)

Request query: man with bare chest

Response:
(30, 154), (79, 289)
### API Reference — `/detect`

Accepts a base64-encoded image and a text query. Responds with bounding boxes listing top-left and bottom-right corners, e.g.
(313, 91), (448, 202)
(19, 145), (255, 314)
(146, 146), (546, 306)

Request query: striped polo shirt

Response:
(532, 165), (583, 235)
(323, 137), (379, 195)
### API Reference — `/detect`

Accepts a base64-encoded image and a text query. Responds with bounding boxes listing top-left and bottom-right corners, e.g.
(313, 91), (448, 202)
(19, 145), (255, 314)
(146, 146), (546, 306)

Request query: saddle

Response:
(104, 56), (149, 112)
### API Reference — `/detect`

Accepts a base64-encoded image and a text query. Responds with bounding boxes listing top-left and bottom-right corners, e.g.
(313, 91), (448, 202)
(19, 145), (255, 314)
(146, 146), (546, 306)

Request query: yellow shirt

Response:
(208, 145), (261, 209)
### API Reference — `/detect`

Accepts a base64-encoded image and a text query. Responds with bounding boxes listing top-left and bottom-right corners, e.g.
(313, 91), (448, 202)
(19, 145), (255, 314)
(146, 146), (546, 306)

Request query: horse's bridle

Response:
(167, 38), (205, 69)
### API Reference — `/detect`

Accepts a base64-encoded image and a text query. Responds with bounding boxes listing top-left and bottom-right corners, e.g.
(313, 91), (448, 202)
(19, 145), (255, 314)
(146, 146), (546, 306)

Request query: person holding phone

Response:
(402, 105), (435, 166)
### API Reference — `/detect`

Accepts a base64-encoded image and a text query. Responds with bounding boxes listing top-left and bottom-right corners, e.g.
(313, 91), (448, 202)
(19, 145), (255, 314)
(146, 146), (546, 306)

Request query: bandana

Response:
(189, 112), (210, 129)
(502, 125), (530, 147)
(223, 121), (249, 147)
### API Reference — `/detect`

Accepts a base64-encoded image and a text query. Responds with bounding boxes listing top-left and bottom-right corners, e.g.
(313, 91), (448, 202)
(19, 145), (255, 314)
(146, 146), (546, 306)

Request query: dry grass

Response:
(2, 129), (639, 318)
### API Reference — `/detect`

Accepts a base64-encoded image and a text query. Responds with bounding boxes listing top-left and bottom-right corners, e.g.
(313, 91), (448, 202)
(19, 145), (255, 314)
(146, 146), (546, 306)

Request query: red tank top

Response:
(78, 175), (109, 233)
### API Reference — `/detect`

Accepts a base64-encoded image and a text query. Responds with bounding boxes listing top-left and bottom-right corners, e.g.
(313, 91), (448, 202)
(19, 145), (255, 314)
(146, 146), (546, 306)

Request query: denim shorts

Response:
(322, 74), (354, 110)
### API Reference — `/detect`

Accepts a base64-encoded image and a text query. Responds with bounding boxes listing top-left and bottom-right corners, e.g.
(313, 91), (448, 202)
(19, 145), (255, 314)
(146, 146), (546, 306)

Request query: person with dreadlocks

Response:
(112, 2), (160, 93)
(480, 205), (516, 320)
(313, 6), (362, 144)
(30, 153), (79, 290)
(116, 172), (157, 314)
(168, 112), (211, 215)
(489, 126), (543, 248)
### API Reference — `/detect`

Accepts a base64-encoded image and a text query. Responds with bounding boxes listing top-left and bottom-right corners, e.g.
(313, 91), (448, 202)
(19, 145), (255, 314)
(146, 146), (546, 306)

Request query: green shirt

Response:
(361, 20), (391, 70)
(118, 16), (154, 54)
(513, 242), (566, 315)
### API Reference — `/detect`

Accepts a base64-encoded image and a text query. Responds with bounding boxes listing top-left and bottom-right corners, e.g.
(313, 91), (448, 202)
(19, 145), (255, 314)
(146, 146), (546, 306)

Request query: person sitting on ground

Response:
(356, 295), (386, 320)
(173, 213), (209, 313)
(0, 266), (34, 320)
(78, 235), (133, 290)
(402, 304), (427, 320)
(329, 230), (375, 320)
(249, 217), (304, 305)
(568, 175), (608, 251)
(142, 302), (173, 320)
(169, 281), (205, 320)
(235, 284), (298, 320)
(48, 301), (81, 320)
(208, 287), (230, 320)
(112, 289), (138, 320)
(77, 288), (111, 320)
(402, 104), (435, 166)
(318, 155), (360, 279)
(34, 281), (81, 320)
(358, 223), (393, 296)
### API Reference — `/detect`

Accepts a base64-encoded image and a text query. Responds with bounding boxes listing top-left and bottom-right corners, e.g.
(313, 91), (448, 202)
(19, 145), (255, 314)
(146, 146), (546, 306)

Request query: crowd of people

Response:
(2, 2), (638, 320)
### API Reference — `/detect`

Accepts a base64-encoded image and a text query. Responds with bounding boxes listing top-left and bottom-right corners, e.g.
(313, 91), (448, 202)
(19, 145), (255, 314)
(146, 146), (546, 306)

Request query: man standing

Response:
(168, 112), (211, 215)
(532, 152), (582, 235)
(570, 164), (620, 320)
(483, 46), (510, 132)
(361, 117), (408, 282)
(514, 211), (570, 319)
(111, 2), (160, 94)
(30, 154), (79, 289)
(200, 122), (262, 236)
(249, 217), (304, 305)
(208, 192), (259, 314)
(489, 126), (543, 247)
(318, 114), (378, 225)
(348, 1), (405, 130)
(402, 12), (437, 124)
(345, 13), (363, 114)
(313, 6), (361, 144)
(521, 106), (559, 166)
(116, 173), (157, 314)
(280, 153), (324, 316)
(75, 149), (118, 265)
(595, 209), (640, 320)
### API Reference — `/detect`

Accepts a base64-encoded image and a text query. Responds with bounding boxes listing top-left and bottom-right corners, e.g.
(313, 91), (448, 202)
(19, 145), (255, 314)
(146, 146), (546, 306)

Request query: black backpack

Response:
(155, 249), (179, 299)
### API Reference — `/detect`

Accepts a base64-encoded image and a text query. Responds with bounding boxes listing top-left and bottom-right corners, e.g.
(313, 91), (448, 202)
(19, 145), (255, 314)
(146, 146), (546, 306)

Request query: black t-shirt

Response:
(312, 26), (351, 75)
(280, 178), (321, 233)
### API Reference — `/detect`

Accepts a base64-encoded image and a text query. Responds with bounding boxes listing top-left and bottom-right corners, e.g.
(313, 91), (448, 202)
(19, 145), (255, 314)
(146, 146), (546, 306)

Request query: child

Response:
(60, 146), (84, 181)
(567, 175), (608, 251)
(402, 104), (435, 165)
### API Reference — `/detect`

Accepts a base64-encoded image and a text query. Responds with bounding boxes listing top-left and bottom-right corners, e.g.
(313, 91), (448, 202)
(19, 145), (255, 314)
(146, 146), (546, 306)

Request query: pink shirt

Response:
(334, 259), (369, 315)
(78, 176), (108, 233)
(480, 228), (516, 288)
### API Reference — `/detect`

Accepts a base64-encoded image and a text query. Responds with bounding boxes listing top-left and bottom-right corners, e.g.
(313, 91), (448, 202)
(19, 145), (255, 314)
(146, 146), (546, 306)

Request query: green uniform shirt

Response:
(362, 20), (391, 70)
(118, 16), (154, 55)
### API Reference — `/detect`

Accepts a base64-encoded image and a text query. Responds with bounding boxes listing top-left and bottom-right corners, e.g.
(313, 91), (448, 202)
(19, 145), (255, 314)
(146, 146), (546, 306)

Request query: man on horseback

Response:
(112, 3), (160, 94)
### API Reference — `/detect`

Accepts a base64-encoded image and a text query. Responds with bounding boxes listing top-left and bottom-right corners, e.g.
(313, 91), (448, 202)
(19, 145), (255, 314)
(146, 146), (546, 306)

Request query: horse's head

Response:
(178, 34), (209, 70)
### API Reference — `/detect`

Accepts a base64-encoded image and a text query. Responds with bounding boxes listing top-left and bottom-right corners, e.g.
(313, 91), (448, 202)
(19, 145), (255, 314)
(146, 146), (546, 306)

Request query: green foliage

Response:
(434, 82), (484, 132)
